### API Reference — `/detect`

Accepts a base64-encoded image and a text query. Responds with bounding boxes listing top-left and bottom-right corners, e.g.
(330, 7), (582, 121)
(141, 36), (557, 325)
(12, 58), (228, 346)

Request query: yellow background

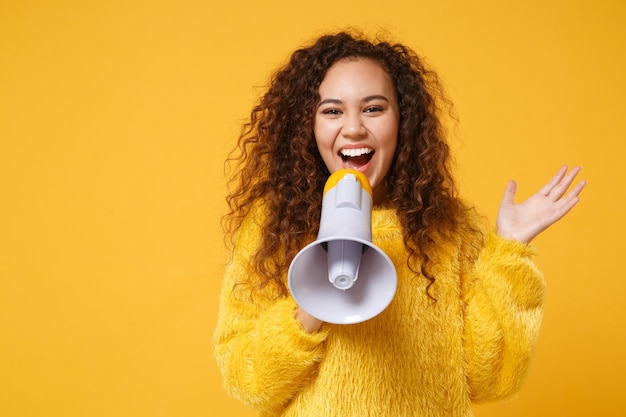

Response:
(1, 1), (624, 416)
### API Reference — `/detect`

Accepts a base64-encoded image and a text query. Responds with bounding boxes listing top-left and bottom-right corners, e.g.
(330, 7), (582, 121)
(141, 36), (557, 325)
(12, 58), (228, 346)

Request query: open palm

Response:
(496, 166), (586, 244)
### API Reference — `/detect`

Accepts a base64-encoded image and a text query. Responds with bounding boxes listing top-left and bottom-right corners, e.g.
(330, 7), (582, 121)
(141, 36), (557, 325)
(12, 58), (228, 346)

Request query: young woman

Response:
(213, 31), (585, 416)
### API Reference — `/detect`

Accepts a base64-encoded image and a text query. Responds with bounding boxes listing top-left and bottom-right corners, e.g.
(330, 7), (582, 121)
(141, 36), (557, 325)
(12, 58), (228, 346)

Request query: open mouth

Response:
(340, 147), (374, 170)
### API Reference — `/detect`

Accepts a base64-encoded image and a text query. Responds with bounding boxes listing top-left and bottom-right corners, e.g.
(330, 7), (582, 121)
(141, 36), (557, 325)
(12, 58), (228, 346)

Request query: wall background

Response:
(1, 1), (624, 416)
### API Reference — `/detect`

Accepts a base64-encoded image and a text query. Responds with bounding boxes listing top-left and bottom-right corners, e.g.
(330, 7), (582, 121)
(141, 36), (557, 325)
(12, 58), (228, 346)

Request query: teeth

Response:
(340, 148), (373, 157)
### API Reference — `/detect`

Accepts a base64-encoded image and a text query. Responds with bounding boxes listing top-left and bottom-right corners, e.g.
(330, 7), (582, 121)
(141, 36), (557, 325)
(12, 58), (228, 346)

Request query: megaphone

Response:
(288, 169), (397, 324)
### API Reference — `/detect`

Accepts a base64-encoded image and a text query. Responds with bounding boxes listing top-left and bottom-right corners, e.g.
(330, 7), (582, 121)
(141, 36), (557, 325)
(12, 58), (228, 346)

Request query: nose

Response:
(341, 114), (367, 139)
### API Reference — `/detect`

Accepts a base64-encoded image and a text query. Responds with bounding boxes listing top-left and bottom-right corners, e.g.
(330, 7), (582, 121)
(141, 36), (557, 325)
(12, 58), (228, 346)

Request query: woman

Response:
(214, 31), (585, 416)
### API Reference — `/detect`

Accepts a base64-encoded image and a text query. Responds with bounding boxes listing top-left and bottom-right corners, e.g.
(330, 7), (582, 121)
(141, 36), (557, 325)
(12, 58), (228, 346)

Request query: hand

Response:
(496, 165), (586, 244)
(296, 307), (323, 333)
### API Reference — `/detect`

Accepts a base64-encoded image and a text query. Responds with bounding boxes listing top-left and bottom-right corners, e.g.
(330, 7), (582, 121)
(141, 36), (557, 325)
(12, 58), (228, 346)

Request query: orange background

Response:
(1, 1), (624, 416)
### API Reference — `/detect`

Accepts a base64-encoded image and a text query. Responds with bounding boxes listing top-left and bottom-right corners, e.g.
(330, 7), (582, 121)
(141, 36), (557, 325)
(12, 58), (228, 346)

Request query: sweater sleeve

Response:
(462, 232), (545, 403)
(213, 208), (329, 413)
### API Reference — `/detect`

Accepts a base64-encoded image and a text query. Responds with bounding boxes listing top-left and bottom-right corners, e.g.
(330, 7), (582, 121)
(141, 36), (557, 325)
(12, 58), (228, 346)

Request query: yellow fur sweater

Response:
(213, 206), (545, 416)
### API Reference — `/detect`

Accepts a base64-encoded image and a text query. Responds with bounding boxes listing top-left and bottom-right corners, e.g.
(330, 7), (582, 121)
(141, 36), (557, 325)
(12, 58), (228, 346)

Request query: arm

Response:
(464, 166), (585, 401)
(463, 233), (545, 402)
(213, 208), (329, 413)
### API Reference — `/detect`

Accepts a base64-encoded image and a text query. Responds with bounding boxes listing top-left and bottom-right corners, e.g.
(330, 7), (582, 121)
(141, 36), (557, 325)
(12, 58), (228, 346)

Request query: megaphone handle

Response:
(327, 240), (362, 290)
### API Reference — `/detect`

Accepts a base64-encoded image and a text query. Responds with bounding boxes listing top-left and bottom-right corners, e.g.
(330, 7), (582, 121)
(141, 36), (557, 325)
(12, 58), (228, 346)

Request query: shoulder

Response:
(230, 199), (269, 252)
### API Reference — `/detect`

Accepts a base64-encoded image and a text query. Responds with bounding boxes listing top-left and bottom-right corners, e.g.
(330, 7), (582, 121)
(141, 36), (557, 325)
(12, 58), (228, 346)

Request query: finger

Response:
(550, 179), (586, 222)
(553, 194), (581, 220)
(548, 166), (582, 200)
(564, 179), (587, 201)
(538, 165), (568, 196)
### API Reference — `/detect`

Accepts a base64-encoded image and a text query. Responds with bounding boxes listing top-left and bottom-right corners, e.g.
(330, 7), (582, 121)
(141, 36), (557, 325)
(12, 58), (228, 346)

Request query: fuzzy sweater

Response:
(213, 206), (545, 416)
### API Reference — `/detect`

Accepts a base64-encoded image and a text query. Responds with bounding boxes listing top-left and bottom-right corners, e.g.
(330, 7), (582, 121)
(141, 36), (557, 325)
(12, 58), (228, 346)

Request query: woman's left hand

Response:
(496, 165), (586, 244)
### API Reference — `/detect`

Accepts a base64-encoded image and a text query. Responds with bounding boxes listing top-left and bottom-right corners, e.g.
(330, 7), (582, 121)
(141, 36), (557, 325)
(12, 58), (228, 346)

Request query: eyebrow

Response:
(318, 95), (390, 107)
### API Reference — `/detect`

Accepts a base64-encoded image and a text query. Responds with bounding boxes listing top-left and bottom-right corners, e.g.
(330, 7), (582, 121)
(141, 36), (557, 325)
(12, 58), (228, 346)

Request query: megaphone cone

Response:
(288, 169), (397, 324)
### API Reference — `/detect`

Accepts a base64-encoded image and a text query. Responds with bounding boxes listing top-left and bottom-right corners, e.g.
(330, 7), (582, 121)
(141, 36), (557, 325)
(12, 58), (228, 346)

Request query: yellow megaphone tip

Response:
(323, 169), (372, 198)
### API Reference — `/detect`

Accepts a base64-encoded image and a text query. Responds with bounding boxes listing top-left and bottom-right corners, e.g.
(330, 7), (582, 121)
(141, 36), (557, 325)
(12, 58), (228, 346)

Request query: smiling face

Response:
(314, 58), (400, 204)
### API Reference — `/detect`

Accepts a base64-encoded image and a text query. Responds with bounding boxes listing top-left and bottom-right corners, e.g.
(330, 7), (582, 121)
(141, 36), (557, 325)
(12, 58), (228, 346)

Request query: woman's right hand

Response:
(296, 307), (323, 333)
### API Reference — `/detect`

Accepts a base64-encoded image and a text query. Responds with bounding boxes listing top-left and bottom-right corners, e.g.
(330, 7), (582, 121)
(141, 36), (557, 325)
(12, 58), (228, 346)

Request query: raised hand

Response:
(496, 166), (586, 244)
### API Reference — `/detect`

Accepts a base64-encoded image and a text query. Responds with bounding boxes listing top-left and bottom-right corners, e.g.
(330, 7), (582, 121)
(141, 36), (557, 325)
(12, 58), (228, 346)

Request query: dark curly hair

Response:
(224, 30), (482, 298)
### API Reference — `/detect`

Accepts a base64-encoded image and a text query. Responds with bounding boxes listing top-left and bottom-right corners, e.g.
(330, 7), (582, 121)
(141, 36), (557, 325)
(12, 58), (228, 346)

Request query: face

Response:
(314, 58), (399, 204)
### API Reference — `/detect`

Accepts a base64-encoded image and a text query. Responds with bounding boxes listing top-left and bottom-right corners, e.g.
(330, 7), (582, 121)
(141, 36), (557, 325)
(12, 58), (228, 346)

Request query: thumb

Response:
(501, 180), (518, 205)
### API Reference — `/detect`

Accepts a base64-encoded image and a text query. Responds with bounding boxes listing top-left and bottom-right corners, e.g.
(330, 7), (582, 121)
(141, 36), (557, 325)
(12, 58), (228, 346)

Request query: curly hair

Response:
(224, 30), (481, 298)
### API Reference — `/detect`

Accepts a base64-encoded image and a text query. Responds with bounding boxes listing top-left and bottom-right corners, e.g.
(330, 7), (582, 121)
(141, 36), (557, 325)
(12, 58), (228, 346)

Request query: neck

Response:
(372, 182), (389, 207)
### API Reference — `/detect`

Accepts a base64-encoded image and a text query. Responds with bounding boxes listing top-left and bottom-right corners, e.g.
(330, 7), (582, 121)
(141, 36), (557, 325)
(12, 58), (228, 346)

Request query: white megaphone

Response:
(288, 169), (397, 324)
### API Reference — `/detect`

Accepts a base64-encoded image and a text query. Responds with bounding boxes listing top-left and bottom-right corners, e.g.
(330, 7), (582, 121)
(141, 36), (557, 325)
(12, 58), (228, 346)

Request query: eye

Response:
(321, 108), (342, 116)
(364, 106), (384, 113)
